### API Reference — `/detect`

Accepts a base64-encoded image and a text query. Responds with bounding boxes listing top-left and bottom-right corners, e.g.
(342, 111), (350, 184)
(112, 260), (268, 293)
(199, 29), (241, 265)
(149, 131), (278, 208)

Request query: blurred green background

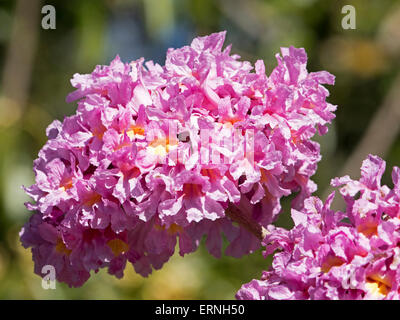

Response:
(0, 0), (399, 299)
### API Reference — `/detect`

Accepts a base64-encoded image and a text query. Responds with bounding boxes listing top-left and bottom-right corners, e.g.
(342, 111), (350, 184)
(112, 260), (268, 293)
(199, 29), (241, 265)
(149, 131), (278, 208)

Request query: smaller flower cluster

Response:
(237, 155), (400, 300)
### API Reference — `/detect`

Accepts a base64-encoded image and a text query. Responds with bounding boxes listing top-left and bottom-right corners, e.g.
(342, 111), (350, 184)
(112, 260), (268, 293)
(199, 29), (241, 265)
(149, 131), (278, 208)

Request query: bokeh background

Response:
(0, 0), (399, 299)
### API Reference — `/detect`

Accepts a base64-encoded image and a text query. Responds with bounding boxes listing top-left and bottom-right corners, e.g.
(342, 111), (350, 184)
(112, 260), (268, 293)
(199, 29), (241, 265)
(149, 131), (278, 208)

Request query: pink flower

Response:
(21, 32), (335, 287)
(237, 155), (400, 300)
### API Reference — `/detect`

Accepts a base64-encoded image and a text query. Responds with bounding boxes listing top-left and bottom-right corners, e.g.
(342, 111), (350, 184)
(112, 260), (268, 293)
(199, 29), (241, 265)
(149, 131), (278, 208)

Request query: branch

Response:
(0, 0), (41, 127)
(226, 203), (269, 241)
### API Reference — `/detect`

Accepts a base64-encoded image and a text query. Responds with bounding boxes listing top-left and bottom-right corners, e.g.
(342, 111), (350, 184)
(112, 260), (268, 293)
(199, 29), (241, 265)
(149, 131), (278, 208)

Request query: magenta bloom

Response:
(20, 31), (335, 287)
(237, 155), (400, 300)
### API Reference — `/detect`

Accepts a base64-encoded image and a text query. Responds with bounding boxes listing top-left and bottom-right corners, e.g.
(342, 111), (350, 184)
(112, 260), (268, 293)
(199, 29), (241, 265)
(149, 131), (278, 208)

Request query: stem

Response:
(226, 203), (269, 241)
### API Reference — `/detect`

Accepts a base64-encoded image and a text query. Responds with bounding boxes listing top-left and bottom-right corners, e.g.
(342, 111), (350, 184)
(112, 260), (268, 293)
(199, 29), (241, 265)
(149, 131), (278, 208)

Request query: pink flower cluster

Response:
(20, 31), (335, 287)
(237, 155), (400, 300)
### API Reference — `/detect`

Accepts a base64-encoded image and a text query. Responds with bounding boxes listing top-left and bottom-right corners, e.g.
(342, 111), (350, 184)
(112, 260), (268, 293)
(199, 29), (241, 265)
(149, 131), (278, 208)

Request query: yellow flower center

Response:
(60, 177), (73, 191)
(321, 255), (345, 273)
(92, 124), (106, 139)
(148, 137), (177, 157)
(126, 125), (145, 139)
(154, 223), (183, 235)
(83, 192), (102, 207)
(357, 221), (378, 238)
(365, 274), (391, 298)
(55, 238), (72, 256)
(107, 238), (129, 256)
